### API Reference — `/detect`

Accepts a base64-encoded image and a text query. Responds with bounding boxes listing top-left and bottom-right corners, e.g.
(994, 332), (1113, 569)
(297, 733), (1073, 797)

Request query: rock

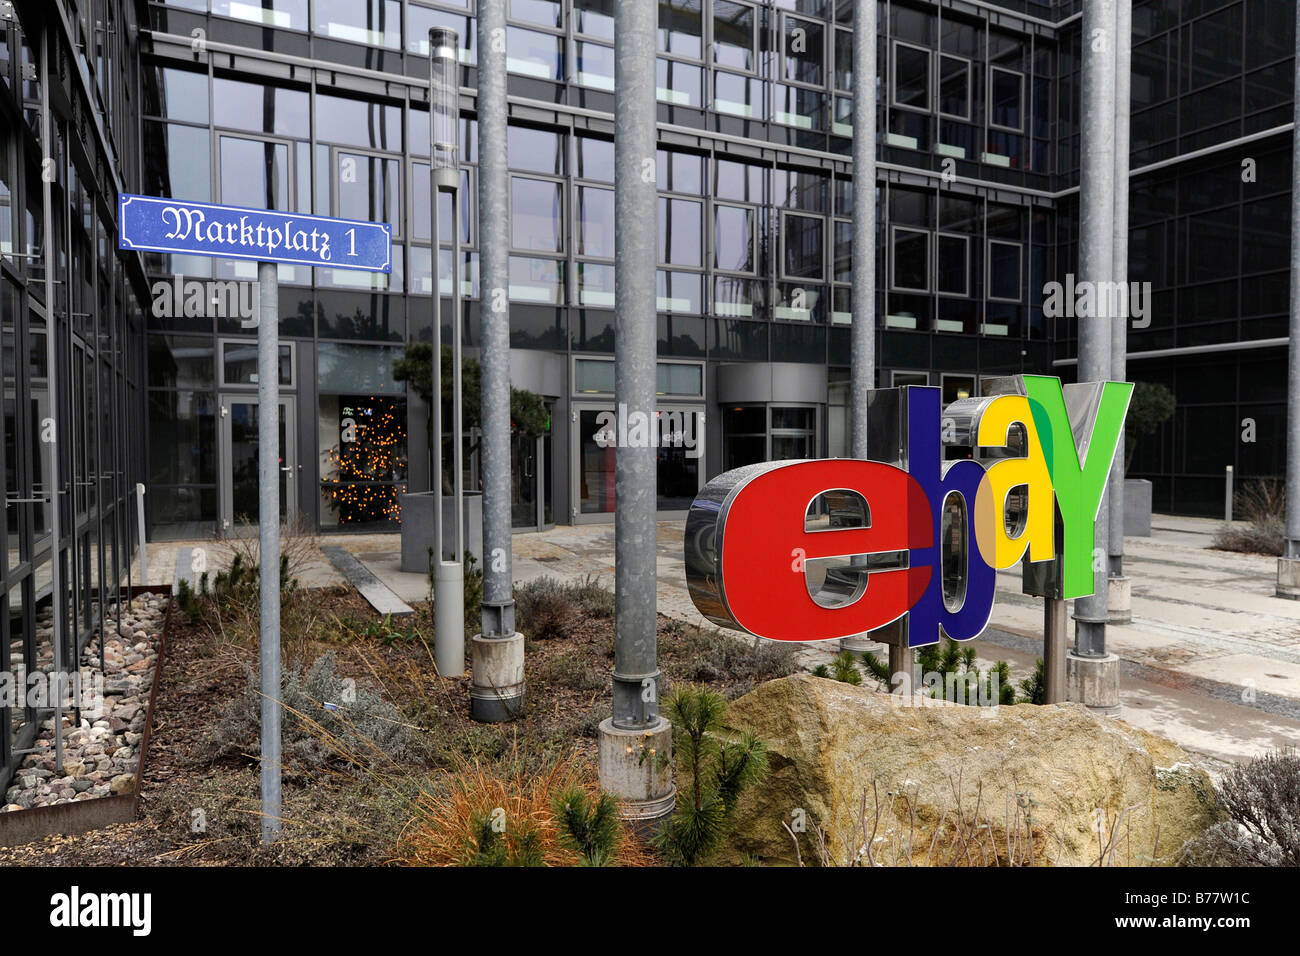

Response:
(109, 773), (135, 795)
(720, 674), (1222, 867)
(71, 779), (93, 793)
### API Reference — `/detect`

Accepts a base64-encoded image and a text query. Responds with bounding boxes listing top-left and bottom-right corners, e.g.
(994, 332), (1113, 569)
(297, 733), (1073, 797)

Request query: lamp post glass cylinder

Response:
(430, 29), (465, 677)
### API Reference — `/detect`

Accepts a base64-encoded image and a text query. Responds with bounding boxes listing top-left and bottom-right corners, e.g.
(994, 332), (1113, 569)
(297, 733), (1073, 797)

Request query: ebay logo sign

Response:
(684, 376), (1132, 648)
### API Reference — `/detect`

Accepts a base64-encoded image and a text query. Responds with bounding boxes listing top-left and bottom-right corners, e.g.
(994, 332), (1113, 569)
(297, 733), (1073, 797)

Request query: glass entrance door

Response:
(572, 404), (703, 523)
(219, 395), (297, 533)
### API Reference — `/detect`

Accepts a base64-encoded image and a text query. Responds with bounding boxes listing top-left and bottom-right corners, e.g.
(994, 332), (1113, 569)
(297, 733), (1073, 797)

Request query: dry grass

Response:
(1213, 479), (1285, 555)
(392, 752), (655, 867)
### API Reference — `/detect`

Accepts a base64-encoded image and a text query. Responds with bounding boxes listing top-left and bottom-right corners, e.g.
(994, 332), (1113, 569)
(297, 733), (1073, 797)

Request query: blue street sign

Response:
(118, 194), (392, 273)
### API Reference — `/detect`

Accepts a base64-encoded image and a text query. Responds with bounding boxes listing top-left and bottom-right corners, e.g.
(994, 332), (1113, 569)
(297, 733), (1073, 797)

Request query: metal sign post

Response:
(429, 28), (466, 678)
(120, 196), (391, 842)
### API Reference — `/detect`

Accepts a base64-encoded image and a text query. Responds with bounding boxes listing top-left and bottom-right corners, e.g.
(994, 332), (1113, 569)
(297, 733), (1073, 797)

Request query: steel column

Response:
(1107, 0), (1131, 579)
(257, 260), (282, 843)
(1073, 0), (1117, 657)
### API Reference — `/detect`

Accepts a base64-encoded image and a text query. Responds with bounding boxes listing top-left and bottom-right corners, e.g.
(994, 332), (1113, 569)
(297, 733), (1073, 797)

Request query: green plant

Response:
(552, 786), (621, 866)
(463, 811), (546, 867)
(860, 649), (892, 689)
(656, 686), (769, 866)
(1124, 381), (1175, 471)
(1019, 658), (1046, 704)
(394, 343), (548, 492)
(829, 650), (862, 685)
(916, 639), (1015, 706)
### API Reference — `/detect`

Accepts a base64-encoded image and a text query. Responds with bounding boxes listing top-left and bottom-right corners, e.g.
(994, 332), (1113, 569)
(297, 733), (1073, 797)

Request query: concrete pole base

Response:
(1107, 576), (1132, 624)
(1276, 557), (1300, 600)
(470, 632), (526, 722)
(1066, 651), (1121, 715)
(433, 562), (465, 677)
(839, 634), (874, 654)
(598, 716), (675, 826)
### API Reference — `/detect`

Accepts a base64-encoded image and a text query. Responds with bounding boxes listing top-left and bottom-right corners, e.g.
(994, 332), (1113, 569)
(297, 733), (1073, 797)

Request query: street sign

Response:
(118, 194), (392, 273)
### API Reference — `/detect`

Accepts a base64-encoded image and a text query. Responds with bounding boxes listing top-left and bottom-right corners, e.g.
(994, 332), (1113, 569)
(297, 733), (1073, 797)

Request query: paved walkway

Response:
(133, 513), (1300, 768)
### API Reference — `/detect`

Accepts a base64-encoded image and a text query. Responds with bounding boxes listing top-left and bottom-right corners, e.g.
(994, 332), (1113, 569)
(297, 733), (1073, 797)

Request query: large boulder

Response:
(721, 674), (1221, 866)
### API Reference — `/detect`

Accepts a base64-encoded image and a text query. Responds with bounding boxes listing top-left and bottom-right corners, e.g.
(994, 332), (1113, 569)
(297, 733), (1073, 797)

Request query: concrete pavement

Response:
(134, 513), (1300, 769)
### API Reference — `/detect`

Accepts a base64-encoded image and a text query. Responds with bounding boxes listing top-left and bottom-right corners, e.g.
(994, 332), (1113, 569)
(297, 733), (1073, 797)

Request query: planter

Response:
(1124, 478), (1152, 537)
(399, 491), (483, 573)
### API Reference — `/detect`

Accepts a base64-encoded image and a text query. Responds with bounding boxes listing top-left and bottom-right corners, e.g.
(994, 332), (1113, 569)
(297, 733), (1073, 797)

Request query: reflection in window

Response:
(989, 240), (1022, 301)
(783, 16), (824, 86)
(337, 153), (400, 235)
(509, 256), (565, 303)
(508, 26), (564, 79)
(939, 55), (970, 118)
(146, 122), (211, 202)
(577, 136), (615, 181)
(220, 137), (289, 210)
(316, 94), (402, 150)
(894, 42), (930, 110)
(577, 261), (615, 307)
(152, 67), (209, 123)
(991, 67), (1023, 131)
(834, 28), (852, 91)
(657, 271), (702, 313)
(214, 0), (307, 30)
(318, 395), (408, 528)
(314, 0), (401, 49)
(574, 0), (615, 39)
(576, 186), (615, 258)
(511, 0), (562, 28)
(212, 78), (309, 139)
(713, 0), (755, 71)
(406, 5), (475, 62)
(714, 204), (756, 273)
(658, 197), (702, 267)
(508, 126), (564, 175)
(657, 58), (702, 107)
(576, 41), (615, 90)
(892, 226), (929, 292)
(511, 177), (563, 252)
(659, 0), (703, 59)
(783, 213), (824, 280)
(937, 234), (969, 296)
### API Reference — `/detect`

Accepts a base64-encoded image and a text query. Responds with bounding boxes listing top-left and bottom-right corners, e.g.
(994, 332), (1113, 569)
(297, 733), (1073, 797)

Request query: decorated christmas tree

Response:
(322, 397), (408, 524)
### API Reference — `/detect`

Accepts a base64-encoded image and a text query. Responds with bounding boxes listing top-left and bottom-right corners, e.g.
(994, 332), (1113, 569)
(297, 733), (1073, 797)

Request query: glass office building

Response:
(1, 0), (152, 785)
(126, 0), (1297, 538)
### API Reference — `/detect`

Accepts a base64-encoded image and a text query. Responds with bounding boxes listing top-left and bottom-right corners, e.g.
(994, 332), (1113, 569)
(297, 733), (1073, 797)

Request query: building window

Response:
(988, 239), (1022, 301)
(407, 5), (475, 62)
(936, 233), (969, 296)
(508, 26), (564, 80)
(713, 0), (756, 72)
(219, 136), (290, 211)
(714, 203), (757, 274)
(891, 226), (930, 293)
(783, 15), (825, 87)
(213, 0), (308, 31)
(511, 0), (562, 29)
(782, 211), (825, 281)
(337, 153), (400, 238)
(318, 395), (408, 528)
(990, 66), (1024, 132)
(659, 0), (703, 59)
(576, 186), (615, 259)
(658, 197), (703, 267)
(938, 54), (971, 119)
(314, 0), (401, 49)
(893, 41), (930, 111)
(511, 176), (563, 253)
(574, 0), (615, 40)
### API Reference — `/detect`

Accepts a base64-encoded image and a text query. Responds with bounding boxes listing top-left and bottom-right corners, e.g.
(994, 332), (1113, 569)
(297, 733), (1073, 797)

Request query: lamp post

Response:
(470, 0), (526, 721)
(429, 27), (465, 678)
(1280, 1), (1300, 599)
(597, 0), (674, 825)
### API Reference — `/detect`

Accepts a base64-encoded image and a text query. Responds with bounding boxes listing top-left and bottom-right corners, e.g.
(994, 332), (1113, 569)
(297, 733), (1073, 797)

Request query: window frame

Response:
(935, 231), (970, 298)
(937, 52), (972, 122)
(710, 0), (759, 76)
(712, 200), (759, 276)
(989, 64), (1025, 133)
(779, 209), (827, 284)
(891, 40), (932, 114)
(780, 12), (828, 91)
(890, 224), (931, 294)
(987, 238), (1024, 303)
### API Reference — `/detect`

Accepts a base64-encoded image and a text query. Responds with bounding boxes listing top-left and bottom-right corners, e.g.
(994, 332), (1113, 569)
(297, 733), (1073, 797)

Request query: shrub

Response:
(656, 686), (769, 866)
(205, 651), (413, 772)
(916, 640), (1015, 706)
(394, 757), (650, 867)
(1189, 748), (1299, 866)
(1213, 480), (1285, 556)
(674, 626), (798, 689)
(1018, 658), (1047, 705)
(515, 578), (578, 641)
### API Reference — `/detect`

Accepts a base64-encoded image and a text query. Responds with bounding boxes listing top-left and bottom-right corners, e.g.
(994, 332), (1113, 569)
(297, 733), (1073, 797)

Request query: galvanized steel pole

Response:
(470, 0), (526, 721)
(849, 0), (876, 460)
(1279, 1), (1300, 597)
(598, 0), (674, 823)
(611, 0), (659, 731)
(1073, 0), (1116, 659)
(257, 260), (282, 843)
(1107, 0), (1132, 621)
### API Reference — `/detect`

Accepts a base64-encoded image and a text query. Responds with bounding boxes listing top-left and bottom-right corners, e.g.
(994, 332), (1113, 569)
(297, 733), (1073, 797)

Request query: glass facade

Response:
(1, 1), (151, 787)
(123, 0), (1298, 529)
